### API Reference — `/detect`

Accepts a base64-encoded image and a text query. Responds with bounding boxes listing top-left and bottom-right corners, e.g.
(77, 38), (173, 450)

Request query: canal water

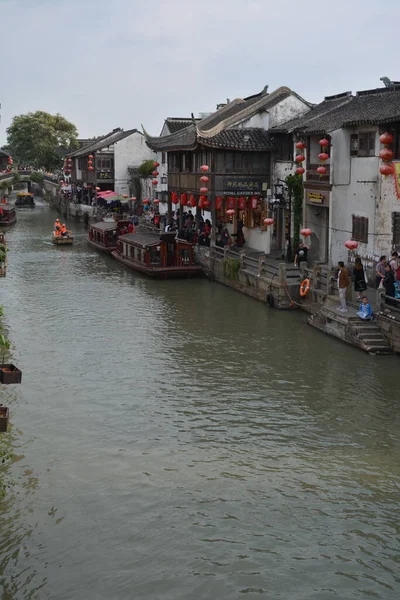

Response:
(0, 200), (400, 600)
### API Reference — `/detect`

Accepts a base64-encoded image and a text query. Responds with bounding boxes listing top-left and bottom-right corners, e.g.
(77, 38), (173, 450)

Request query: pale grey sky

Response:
(0, 0), (398, 144)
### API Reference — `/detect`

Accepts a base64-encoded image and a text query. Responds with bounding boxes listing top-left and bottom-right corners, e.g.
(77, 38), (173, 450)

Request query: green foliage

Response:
(223, 257), (241, 280)
(137, 160), (155, 178)
(285, 174), (304, 257)
(29, 171), (44, 184)
(6, 111), (79, 171)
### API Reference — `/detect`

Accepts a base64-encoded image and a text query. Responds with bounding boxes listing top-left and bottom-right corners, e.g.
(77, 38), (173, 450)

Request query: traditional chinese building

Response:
(144, 86), (311, 253)
(0, 150), (11, 173)
(276, 81), (400, 271)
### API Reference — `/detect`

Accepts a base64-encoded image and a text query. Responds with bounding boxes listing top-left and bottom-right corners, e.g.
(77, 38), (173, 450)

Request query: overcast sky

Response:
(0, 0), (398, 144)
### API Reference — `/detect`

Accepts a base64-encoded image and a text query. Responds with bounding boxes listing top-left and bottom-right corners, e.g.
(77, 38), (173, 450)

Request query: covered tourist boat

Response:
(51, 231), (73, 245)
(15, 192), (35, 208)
(0, 206), (16, 227)
(112, 232), (203, 278)
(88, 220), (129, 254)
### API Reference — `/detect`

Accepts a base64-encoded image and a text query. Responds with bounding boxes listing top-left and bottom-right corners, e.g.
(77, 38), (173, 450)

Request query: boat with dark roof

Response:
(0, 206), (17, 227)
(88, 220), (129, 254)
(111, 231), (203, 278)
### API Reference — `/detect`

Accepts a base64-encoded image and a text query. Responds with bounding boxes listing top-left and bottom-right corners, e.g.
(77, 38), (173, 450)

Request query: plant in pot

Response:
(0, 335), (21, 384)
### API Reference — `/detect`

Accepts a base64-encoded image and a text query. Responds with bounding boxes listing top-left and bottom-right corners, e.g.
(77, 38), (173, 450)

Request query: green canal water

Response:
(0, 201), (400, 600)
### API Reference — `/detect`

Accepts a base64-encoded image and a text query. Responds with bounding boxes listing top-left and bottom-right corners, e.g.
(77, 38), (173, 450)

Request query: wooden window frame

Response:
(351, 132), (375, 157)
(352, 215), (369, 243)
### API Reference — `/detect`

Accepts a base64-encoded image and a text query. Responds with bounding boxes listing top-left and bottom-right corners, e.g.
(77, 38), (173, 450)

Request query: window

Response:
(162, 152), (166, 164)
(96, 158), (113, 170)
(350, 132), (375, 157)
(392, 212), (400, 246)
(225, 153), (233, 173)
(352, 215), (369, 243)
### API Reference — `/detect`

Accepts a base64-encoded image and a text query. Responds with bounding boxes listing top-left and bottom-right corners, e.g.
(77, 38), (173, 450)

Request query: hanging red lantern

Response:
(295, 154), (305, 163)
(317, 166), (327, 176)
(345, 240), (359, 250)
(123, 195), (128, 199)
(380, 163), (393, 176)
(153, 161), (160, 168)
(380, 132), (393, 146)
(152, 179), (158, 185)
(226, 208), (235, 216)
(301, 228), (312, 237)
(189, 194), (196, 207)
(199, 187), (208, 194)
(318, 152), (329, 162)
(296, 167), (305, 176)
(88, 166), (94, 171)
(87, 161), (93, 167)
(200, 165), (209, 172)
(130, 197), (137, 201)
(319, 138), (329, 148)
(296, 141), (306, 150)
(198, 196), (206, 209)
(264, 218), (275, 226)
(200, 175), (209, 183)
(171, 192), (178, 204)
(180, 193), (188, 206)
(204, 199), (211, 209)
(379, 148), (394, 162)
(227, 196), (235, 209)
(216, 196), (223, 210)
(152, 171), (159, 177)
(143, 198), (149, 205)
(238, 196), (246, 210)
(88, 154), (94, 159)
(154, 198), (160, 204)
(250, 197), (258, 209)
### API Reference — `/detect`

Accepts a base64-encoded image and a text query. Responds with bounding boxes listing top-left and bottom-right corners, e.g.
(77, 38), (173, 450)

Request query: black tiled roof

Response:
(198, 128), (274, 150)
(276, 87), (400, 134)
(67, 128), (139, 158)
(165, 119), (198, 133)
(144, 124), (198, 151)
(0, 150), (10, 158)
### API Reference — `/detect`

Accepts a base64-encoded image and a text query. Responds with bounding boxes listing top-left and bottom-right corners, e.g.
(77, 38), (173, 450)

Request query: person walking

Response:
(375, 255), (387, 288)
(337, 261), (350, 312)
(383, 263), (396, 305)
(294, 242), (308, 267)
(353, 257), (367, 301)
(389, 251), (399, 281)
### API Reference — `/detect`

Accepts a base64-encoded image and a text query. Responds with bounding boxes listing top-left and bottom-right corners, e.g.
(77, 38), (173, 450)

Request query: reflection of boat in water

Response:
(15, 192), (35, 208)
(0, 206), (17, 227)
(88, 220), (129, 254)
(51, 232), (73, 245)
(112, 231), (203, 279)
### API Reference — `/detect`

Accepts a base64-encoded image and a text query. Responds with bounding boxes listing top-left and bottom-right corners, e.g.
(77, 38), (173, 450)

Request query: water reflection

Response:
(0, 203), (399, 599)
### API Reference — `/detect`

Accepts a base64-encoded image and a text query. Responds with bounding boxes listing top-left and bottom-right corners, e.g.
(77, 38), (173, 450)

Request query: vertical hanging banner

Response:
(393, 161), (400, 199)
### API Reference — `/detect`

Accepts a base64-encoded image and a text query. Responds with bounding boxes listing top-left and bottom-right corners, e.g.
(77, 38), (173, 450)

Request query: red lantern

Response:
(301, 228), (312, 237)
(123, 195), (128, 199)
(87, 161), (93, 166)
(380, 132), (393, 146)
(153, 161), (160, 168)
(319, 138), (329, 148)
(296, 167), (305, 176)
(180, 193), (188, 206)
(295, 154), (305, 163)
(379, 148), (393, 162)
(238, 196), (246, 210)
(171, 192), (178, 205)
(296, 141), (306, 150)
(131, 196), (137, 201)
(200, 187), (208, 194)
(152, 179), (158, 185)
(152, 171), (159, 177)
(200, 175), (209, 183)
(216, 196), (223, 210)
(198, 195), (206, 209)
(226, 208), (235, 216)
(7, 156), (13, 164)
(226, 196), (235, 209)
(88, 154), (94, 159)
(200, 165), (209, 172)
(250, 197), (258, 209)
(317, 166), (327, 175)
(154, 198), (160, 204)
(204, 199), (211, 209)
(189, 194), (196, 208)
(88, 166), (94, 172)
(345, 240), (359, 250)
(318, 152), (329, 162)
(264, 218), (275, 226)
(143, 198), (149, 205)
(380, 163), (393, 176)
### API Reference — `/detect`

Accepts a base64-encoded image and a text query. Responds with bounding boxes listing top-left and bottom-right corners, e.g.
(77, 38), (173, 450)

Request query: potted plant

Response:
(0, 406), (9, 432)
(0, 335), (22, 384)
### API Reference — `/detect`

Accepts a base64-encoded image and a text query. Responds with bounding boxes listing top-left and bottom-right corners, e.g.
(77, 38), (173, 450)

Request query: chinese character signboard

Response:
(393, 161), (400, 199)
(305, 189), (329, 206)
(222, 177), (267, 196)
(98, 170), (114, 180)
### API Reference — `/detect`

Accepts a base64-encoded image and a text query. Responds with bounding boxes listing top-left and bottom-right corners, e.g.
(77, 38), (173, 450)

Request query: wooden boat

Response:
(112, 231), (203, 278)
(0, 206), (16, 227)
(15, 192), (35, 208)
(52, 232), (73, 245)
(88, 220), (129, 254)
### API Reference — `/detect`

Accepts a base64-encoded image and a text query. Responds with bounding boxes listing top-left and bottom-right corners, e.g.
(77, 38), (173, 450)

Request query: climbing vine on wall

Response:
(285, 174), (304, 256)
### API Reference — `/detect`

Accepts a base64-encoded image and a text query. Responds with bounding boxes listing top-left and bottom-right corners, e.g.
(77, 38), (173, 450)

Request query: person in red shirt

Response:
(128, 222), (135, 234)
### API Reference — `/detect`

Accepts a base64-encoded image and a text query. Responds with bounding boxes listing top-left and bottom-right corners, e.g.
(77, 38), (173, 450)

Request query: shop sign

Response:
(306, 189), (328, 206)
(223, 178), (266, 196)
(98, 170), (114, 180)
(393, 161), (400, 199)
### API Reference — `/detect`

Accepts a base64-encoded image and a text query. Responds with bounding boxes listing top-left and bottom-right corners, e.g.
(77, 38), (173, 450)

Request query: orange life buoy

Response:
(299, 278), (310, 297)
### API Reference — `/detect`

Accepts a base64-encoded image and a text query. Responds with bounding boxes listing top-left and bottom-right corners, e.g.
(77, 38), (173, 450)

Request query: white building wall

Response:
(238, 112), (269, 129)
(268, 95), (310, 128)
(114, 132), (155, 196)
(376, 171), (399, 257)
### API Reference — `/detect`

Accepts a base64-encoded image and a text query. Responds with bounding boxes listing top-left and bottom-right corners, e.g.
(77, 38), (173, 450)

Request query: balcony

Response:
(306, 163), (330, 184)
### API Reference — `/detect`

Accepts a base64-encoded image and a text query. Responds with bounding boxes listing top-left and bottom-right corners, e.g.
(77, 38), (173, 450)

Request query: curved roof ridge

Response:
(142, 122), (196, 143)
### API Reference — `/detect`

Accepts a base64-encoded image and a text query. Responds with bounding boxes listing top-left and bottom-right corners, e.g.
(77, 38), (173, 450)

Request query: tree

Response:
(285, 174), (304, 261)
(6, 111), (79, 171)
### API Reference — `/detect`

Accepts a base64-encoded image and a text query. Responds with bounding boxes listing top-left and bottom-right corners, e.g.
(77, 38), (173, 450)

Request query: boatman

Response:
(60, 224), (67, 237)
(54, 218), (61, 232)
